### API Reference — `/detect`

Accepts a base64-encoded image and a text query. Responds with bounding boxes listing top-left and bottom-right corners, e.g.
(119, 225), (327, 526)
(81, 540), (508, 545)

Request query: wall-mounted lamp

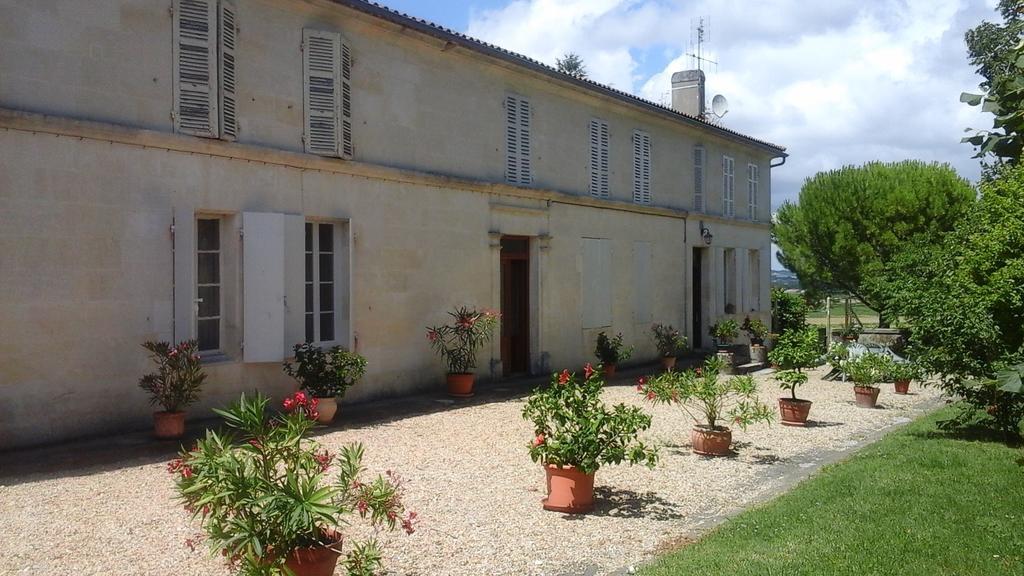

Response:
(700, 221), (713, 245)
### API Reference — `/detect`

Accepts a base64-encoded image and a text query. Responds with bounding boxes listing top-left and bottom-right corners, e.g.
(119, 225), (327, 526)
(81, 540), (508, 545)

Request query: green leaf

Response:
(960, 92), (984, 106)
(995, 365), (1024, 394)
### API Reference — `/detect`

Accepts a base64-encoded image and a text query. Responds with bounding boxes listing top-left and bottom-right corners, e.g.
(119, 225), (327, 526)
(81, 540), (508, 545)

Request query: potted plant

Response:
(171, 392), (416, 576)
(283, 343), (367, 424)
(767, 325), (821, 425)
(845, 353), (889, 408)
(839, 323), (861, 342)
(886, 361), (920, 395)
(594, 331), (634, 378)
(139, 340), (206, 439)
(523, 364), (658, 513)
(638, 356), (774, 456)
(651, 323), (687, 371)
(742, 317), (770, 365)
(426, 306), (500, 397)
(709, 319), (740, 372)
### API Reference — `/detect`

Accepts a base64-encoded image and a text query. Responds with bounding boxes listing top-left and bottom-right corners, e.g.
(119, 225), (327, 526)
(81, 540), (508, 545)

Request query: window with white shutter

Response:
(693, 146), (705, 211)
(173, 0), (219, 137)
(747, 163), (759, 221)
(723, 155), (735, 217)
(589, 119), (610, 198)
(217, 0), (238, 141)
(303, 29), (341, 156)
(505, 95), (532, 185)
(632, 130), (652, 205)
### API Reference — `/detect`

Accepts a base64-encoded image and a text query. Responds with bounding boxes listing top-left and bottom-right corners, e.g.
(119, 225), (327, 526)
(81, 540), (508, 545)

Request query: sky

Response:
(377, 0), (1000, 268)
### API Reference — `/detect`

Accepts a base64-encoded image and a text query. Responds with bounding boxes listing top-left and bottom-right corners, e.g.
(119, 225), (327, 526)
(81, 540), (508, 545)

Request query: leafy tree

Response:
(556, 52), (588, 80)
(770, 287), (808, 335)
(773, 161), (975, 326)
(961, 0), (1024, 165)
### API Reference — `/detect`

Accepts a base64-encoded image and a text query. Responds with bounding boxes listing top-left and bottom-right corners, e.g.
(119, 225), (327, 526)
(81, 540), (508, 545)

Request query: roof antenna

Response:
(685, 17), (718, 73)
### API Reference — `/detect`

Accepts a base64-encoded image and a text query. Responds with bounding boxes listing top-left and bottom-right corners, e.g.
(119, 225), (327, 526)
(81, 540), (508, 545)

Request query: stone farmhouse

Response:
(0, 0), (786, 449)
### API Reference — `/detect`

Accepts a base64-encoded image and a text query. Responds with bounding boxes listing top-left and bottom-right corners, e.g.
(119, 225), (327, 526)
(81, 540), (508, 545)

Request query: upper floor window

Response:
(693, 146), (706, 211)
(302, 29), (354, 159)
(632, 130), (652, 205)
(723, 155), (735, 217)
(173, 0), (238, 140)
(589, 119), (610, 198)
(747, 163), (759, 221)
(505, 95), (533, 185)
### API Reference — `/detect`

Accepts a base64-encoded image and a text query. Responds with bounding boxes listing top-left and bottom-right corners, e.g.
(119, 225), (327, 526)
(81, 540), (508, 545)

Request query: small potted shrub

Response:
(426, 306), (500, 397)
(639, 356), (774, 456)
(523, 364), (658, 513)
(283, 343), (367, 424)
(742, 317), (770, 365)
(709, 319), (740, 371)
(594, 331), (633, 378)
(139, 340), (206, 439)
(839, 323), (861, 342)
(845, 353), (890, 408)
(887, 361), (920, 395)
(651, 323), (687, 371)
(767, 325), (821, 425)
(171, 392), (416, 576)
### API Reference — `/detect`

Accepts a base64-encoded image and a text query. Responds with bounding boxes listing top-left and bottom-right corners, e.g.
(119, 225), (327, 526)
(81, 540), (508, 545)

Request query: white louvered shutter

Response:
(518, 97), (532, 184)
(340, 39), (353, 159)
(589, 119), (609, 198)
(693, 146), (705, 211)
(505, 95), (532, 185)
(723, 156), (735, 217)
(218, 0), (238, 141)
(173, 0), (218, 137)
(748, 163), (759, 221)
(303, 29), (341, 156)
(633, 130), (651, 205)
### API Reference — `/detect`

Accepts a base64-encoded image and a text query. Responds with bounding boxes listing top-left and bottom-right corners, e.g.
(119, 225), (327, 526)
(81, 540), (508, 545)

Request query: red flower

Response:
(646, 391), (656, 400)
(310, 397), (319, 409)
(283, 397), (295, 411)
(167, 458), (184, 474)
(313, 449), (332, 472)
(637, 376), (647, 386)
(532, 434), (545, 447)
(558, 369), (571, 384)
(181, 465), (194, 479)
(584, 363), (595, 380)
(294, 391), (307, 405)
(357, 500), (369, 515)
(695, 367), (703, 376)
(636, 384), (644, 392)
(401, 511), (418, 535)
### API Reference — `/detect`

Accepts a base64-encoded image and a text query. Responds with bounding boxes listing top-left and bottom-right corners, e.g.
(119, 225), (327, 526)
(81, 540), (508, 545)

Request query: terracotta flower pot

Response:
(284, 530), (343, 576)
(894, 379), (910, 395)
(660, 356), (677, 371)
(854, 386), (880, 408)
(446, 372), (475, 397)
(778, 398), (812, 426)
(691, 425), (732, 456)
(602, 363), (617, 379)
(153, 411), (186, 440)
(542, 464), (595, 513)
(315, 397), (338, 423)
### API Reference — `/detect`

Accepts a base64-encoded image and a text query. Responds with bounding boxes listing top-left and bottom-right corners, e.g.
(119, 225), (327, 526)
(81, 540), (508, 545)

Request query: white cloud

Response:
(467, 0), (998, 208)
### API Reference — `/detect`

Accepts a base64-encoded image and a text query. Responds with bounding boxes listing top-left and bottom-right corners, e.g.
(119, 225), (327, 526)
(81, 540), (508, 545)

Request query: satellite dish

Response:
(711, 94), (729, 118)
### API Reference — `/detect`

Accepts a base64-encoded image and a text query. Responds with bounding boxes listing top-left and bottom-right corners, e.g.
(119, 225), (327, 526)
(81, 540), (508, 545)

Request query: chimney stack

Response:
(671, 70), (705, 118)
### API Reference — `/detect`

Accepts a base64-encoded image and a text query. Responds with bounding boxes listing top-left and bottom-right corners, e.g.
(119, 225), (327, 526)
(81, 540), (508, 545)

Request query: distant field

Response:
(806, 299), (878, 328)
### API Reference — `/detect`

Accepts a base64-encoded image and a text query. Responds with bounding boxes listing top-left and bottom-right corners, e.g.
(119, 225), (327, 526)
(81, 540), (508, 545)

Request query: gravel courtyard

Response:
(0, 367), (942, 576)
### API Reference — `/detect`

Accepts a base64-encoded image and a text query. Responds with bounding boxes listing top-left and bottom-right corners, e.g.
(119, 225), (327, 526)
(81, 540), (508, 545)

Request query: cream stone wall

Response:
(0, 0), (779, 449)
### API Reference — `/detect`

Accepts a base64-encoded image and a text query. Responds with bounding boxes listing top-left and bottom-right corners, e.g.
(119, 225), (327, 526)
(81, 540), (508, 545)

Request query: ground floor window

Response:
(196, 217), (222, 352)
(305, 222), (336, 344)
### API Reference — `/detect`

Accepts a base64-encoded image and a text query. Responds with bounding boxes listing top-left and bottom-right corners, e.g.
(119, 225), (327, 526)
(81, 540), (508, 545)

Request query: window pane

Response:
(305, 253), (314, 282)
(319, 224), (334, 252)
(320, 313), (335, 342)
(319, 253), (334, 282)
(305, 283), (314, 313)
(198, 318), (220, 351)
(198, 286), (220, 318)
(501, 238), (529, 254)
(320, 282), (334, 312)
(305, 222), (313, 252)
(197, 219), (219, 251)
(197, 252), (219, 284)
(305, 313), (314, 343)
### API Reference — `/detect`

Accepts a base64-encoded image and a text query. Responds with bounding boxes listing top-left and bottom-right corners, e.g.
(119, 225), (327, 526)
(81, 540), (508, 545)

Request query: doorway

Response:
(692, 247), (705, 349)
(500, 237), (530, 375)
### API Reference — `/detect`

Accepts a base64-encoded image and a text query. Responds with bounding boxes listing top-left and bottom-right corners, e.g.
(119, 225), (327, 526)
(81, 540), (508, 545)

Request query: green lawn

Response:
(806, 298), (879, 327)
(641, 407), (1024, 576)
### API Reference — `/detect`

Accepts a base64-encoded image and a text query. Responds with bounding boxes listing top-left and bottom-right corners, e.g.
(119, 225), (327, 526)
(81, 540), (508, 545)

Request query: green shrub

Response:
(771, 288), (809, 335)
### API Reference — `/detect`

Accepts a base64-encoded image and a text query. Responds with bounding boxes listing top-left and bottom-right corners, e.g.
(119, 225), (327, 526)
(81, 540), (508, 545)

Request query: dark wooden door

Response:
(692, 247), (703, 349)
(501, 237), (530, 375)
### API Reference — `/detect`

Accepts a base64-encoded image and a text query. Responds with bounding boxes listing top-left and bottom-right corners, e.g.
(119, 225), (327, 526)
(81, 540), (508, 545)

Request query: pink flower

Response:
(181, 465), (194, 479)
(584, 363), (595, 380)
(532, 434), (545, 447)
(646, 391), (656, 401)
(167, 458), (184, 474)
(637, 376), (647, 386)
(294, 391), (307, 405)
(401, 511), (418, 535)
(357, 500), (368, 515)
(558, 370), (571, 385)
(283, 398), (295, 411)
(427, 329), (439, 343)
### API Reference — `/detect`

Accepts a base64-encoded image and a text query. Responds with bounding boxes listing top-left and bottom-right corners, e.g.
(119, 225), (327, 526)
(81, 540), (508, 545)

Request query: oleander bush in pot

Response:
(283, 343), (367, 424)
(742, 317), (770, 364)
(594, 331), (634, 378)
(709, 319), (740, 372)
(886, 360), (922, 395)
(638, 356), (773, 456)
(523, 364), (658, 513)
(139, 340), (206, 439)
(651, 323), (687, 371)
(426, 306), (500, 397)
(171, 392), (416, 576)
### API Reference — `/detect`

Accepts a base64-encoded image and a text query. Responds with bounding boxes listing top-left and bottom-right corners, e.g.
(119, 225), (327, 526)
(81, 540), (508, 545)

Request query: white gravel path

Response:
(0, 367), (941, 576)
